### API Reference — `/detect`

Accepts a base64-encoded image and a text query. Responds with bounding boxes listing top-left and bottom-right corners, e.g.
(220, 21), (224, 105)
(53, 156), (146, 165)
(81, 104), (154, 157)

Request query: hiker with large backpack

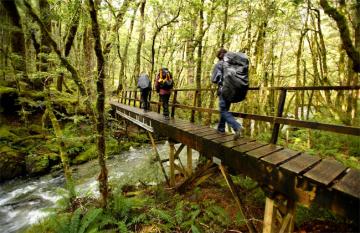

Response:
(137, 72), (151, 112)
(211, 48), (249, 140)
(155, 67), (174, 120)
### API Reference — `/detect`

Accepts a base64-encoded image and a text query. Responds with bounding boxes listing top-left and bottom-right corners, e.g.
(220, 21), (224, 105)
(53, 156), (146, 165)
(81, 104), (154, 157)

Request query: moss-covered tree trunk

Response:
(133, 0), (146, 85)
(44, 89), (76, 199)
(320, 0), (360, 72)
(88, 0), (109, 208)
(1, 0), (28, 83)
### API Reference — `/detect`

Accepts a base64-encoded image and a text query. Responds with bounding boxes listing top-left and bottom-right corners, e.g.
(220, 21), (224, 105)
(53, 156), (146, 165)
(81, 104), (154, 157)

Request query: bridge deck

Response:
(110, 100), (360, 221)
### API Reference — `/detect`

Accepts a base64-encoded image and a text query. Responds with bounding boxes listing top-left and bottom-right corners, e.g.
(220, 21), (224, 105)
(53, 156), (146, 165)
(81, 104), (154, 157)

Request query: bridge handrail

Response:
(116, 86), (360, 142)
(121, 85), (360, 92)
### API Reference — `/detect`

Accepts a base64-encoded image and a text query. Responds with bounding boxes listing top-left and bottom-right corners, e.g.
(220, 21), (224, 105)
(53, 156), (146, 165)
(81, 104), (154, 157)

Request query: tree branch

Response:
(320, 0), (360, 72)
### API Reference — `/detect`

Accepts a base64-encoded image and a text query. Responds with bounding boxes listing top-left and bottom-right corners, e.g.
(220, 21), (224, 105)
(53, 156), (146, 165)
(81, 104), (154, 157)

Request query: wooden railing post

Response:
(190, 90), (198, 123)
(122, 91), (126, 104)
(171, 90), (178, 118)
(134, 91), (138, 107)
(127, 91), (132, 105)
(270, 89), (287, 144)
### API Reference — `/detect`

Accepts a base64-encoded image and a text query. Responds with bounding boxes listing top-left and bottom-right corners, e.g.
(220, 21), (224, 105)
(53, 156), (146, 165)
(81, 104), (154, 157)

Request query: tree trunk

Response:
(320, 0), (360, 72)
(88, 0), (109, 208)
(195, 0), (204, 122)
(1, 0), (28, 83)
(133, 0), (146, 85)
(220, 0), (229, 48)
(117, 3), (139, 93)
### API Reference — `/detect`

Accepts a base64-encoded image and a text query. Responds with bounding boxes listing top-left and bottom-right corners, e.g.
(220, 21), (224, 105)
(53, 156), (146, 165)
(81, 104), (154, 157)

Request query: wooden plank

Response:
(195, 129), (218, 136)
(188, 127), (214, 133)
(262, 149), (300, 166)
(203, 133), (228, 140)
(304, 159), (347, 186)
(211, 135), (235, 143)
(246, 144), (283, 159)
(280, 153), (321, 175)
(233, 142), (267, 153)
(333, 169), (360, 199)
(221, 138), (254, 148)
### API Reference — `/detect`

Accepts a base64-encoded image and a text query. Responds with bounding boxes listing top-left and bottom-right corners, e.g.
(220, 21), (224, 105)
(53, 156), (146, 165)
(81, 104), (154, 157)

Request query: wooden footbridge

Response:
(111, 86), (359, 233)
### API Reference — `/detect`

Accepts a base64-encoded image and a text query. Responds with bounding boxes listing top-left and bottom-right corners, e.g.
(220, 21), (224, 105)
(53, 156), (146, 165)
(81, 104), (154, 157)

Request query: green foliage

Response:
(295, 204), (339, 226)
(203, 204), (230, 227)
(72, 145), (96, 165)
(26, 208), (103, 233)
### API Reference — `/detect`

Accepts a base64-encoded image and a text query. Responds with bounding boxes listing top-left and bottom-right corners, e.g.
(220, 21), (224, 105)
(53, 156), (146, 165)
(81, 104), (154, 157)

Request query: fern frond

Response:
(69, 208), (82, 233)
(191, 224), (202, 233)
(78, 208), (102, 233)
(175, 201), (184, 225)
(150, 208), (175, 226)
(117, 220), (128, 233)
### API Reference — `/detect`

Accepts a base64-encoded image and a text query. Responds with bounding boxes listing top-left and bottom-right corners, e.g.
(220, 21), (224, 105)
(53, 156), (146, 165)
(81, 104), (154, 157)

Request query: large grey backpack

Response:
(221, 52), (249, 103)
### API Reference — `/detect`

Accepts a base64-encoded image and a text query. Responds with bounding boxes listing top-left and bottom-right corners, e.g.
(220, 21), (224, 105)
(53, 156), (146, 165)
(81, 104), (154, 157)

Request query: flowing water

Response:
(0, 143), (198, 233)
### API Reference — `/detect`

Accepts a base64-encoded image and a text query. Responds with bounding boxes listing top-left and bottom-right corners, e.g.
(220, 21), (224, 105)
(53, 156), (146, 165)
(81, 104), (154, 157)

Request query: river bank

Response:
(1, 142), (189, 233)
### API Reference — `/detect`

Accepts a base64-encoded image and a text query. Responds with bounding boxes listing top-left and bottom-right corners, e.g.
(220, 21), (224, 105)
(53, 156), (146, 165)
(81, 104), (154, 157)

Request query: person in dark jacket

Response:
(137, 72), (151, 112)
(155, 67), (173, 120)
(211, 48), (242, 140)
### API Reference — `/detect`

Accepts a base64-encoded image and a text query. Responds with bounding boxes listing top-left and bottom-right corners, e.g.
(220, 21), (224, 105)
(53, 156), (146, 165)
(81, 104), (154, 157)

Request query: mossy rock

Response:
(72, 145), (97, 165)
(0, 146), (25, 182)
(25, 153), (50, 176)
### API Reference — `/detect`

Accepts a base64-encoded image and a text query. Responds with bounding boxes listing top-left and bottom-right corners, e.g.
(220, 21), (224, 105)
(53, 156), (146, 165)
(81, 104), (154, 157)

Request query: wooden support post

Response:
(190, 90), (198, 123)
(147, 132), (170, 186)
(133, 91), (138, 107)
(279, 200), (295, 233)
(270, 89), (287, 144)
(169, 141), (175, 187)
(187, 146), (192, 175)
(263, 197), (277, 233)
(219, 165), (257, 233)
(171, 90), (178, 118)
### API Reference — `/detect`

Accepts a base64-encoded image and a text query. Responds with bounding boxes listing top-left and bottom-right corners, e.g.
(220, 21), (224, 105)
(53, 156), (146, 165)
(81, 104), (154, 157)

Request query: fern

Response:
(191, 224), (202, 233)
(78, 208), (102, 233)
(130, 212), (148, 225)
(204, 205), (230, 227)
(117, 220), (128, 233)
(175, 201), (185, 225)
(69, 208), (82, 233)
(150, 208), (175, 226)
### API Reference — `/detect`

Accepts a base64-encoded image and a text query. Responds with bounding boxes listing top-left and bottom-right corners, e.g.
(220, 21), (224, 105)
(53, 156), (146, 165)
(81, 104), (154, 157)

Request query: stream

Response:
(0, 143), (198, 233)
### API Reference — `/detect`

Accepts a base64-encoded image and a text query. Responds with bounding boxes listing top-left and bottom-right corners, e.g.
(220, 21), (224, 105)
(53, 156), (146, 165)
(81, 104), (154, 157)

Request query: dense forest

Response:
(0, 0), (359, 232)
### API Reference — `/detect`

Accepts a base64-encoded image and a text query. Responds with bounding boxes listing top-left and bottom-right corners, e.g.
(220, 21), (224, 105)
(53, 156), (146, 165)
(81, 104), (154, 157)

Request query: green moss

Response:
(25, 153), (50, 175)
(0, 86), (17, 94)
(0, 126), (19, 141)
(72, 145), (97, 165)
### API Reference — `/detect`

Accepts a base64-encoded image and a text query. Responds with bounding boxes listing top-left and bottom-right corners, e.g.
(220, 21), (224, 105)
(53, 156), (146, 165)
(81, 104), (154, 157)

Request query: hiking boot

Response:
(233, 128), (243, 140)
(164, 115), (170, 121)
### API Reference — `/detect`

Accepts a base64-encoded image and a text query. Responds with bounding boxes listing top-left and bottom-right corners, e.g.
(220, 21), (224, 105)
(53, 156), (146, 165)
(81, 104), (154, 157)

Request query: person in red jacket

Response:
(155, 67), (174, 120)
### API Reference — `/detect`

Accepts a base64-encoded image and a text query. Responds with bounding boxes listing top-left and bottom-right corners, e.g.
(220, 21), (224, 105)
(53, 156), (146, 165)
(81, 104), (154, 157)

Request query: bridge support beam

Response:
(169, 141), (175, 187)
(187, 146), (192, 175)
(263, 195), (295, 233)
